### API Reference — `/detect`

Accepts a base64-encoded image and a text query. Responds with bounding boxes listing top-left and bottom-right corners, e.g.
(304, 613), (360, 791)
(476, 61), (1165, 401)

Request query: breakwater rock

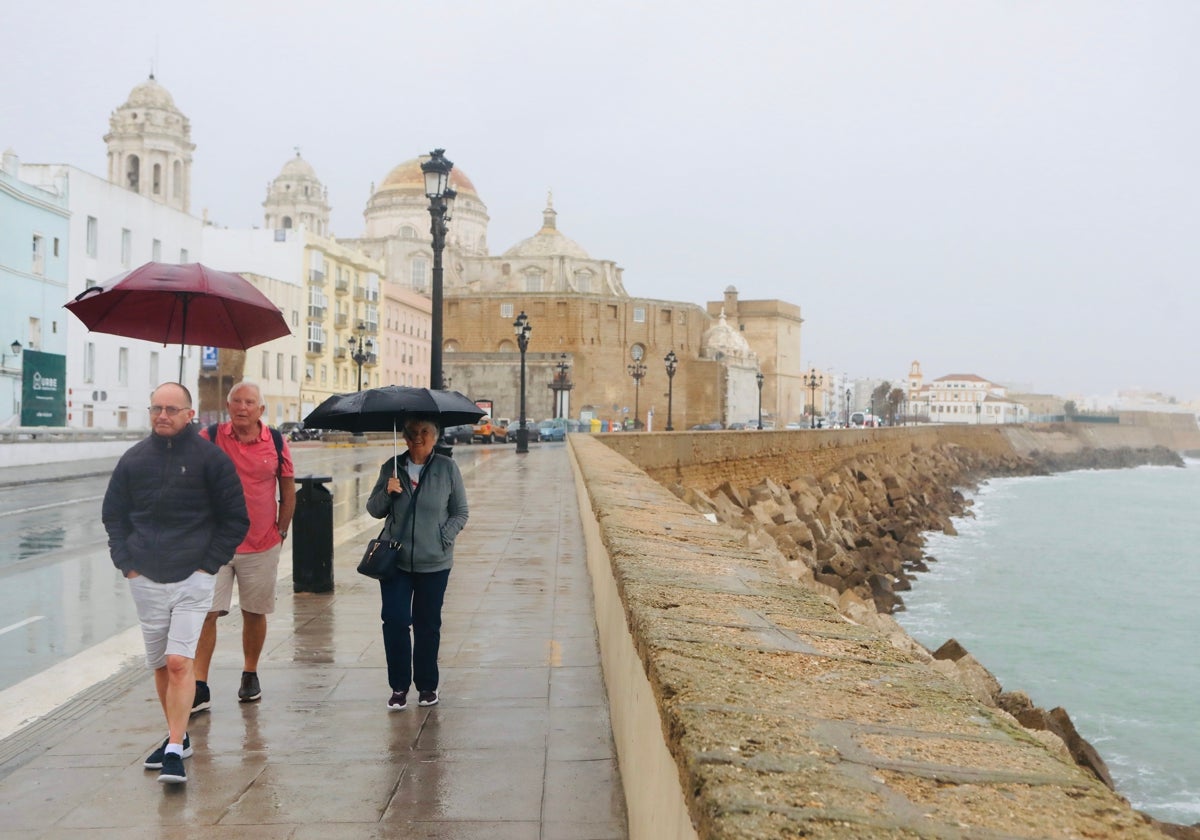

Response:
(667, 439), (1194, 832)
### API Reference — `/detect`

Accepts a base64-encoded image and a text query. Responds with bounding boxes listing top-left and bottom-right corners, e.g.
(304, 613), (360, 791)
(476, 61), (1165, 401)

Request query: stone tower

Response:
(263, 151), (331, 236)
(103, 74), (194, 213)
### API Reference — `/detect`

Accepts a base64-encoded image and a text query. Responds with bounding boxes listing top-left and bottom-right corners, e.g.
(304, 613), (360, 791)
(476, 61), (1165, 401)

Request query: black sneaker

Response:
(145, 733), (192, 769)
(191, 681), (211, 715)
(387, 690), (407, 711)
(158, 752), (187, 784)
(238, 671), (261, 703)
(417, 690), (439, 707)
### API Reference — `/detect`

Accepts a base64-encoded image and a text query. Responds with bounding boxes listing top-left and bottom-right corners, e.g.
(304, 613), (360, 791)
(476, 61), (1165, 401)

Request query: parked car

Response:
(506, 422), (541, 443)
(279, 421), (317, 441)
(472, 416), (506, 444)
(441, 423), (473, 445)
(538, 420), (567, 442)
(689, 422), (723, 431)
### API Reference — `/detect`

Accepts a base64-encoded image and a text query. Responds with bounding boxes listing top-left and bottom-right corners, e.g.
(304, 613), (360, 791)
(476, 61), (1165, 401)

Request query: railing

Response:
(306, 342), (324, 356)
(334, 313), (348, 329)
(334, 347), (347, 360)
(335, 278), (349, 294)
(308, 269), (325, 285)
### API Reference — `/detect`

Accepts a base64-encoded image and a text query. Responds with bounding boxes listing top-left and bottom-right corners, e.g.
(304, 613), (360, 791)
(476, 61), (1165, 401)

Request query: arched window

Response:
(152, 164), (162, 195)
(126, 155), (140, 191)
(498, 339), (516, 353)
(282, 217), (293, 229)
(172, 161), (182, 198)
(401, 225), (416, 239)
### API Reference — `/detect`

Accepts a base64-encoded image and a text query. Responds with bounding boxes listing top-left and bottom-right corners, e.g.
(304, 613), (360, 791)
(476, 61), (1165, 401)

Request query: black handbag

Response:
(358, 517), (402, 580)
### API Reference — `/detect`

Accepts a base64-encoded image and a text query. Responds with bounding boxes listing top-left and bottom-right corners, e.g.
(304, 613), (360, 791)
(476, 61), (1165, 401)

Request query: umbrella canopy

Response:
(304, 386), (485, 434)
(64, 261), (291, 379)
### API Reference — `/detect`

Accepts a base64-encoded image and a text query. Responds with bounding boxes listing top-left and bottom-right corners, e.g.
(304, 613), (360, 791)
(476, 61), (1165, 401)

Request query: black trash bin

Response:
(293, 474), (334, 593)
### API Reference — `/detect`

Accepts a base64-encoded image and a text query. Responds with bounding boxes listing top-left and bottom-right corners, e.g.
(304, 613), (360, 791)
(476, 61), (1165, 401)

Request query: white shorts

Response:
(210, 544), (282, 616)
(128, 570), (216, 670)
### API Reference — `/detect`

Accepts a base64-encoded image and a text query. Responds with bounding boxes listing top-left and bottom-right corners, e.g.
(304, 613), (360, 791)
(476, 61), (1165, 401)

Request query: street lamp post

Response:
(845, 388), (852, 428)
(514, 311), (532, 454)
(664, 350), (678, 431)
(755, 371), (764, 430)
(803, 368), (823, 429)
(627, 357), (647, 430)
(347, 323), (374, 392)
(421, 149), (456, 390)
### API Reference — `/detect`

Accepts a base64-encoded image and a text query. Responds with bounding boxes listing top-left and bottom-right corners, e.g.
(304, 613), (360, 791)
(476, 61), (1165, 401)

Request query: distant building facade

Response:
(906, 362), (1029, 424)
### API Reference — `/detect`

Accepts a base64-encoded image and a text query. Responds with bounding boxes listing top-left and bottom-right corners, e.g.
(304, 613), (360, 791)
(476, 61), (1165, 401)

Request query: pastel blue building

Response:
(0, 150), (70, 425)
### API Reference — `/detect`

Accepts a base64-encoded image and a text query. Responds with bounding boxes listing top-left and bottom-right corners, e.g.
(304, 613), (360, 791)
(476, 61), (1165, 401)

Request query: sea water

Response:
(895, 460), (1200, 825)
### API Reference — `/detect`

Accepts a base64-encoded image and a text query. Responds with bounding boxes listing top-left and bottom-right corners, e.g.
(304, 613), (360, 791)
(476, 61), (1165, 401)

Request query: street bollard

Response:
(293, 474), (334, 593)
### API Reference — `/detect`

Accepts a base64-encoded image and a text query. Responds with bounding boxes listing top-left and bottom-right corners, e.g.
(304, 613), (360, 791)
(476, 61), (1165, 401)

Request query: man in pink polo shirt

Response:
(194, 381), (296, 710)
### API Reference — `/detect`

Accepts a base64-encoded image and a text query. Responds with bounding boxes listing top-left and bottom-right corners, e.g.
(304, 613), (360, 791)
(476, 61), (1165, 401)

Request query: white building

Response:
(906, 362), (1029, 425)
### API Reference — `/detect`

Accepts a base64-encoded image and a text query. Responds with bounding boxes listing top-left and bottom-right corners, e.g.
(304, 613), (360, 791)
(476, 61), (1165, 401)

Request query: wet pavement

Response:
(0, 444), (628, 839)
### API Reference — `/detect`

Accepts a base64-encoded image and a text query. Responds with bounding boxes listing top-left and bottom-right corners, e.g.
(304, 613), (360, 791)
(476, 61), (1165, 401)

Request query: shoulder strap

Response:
(206, 423), (217, 441)
(269, 427), (283, 476)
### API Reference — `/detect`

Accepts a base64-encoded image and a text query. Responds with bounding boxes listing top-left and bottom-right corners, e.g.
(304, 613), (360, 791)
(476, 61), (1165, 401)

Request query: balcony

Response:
(352, 286), (366, 301)
(308, 269), (325, 285)
(334, 313), (348, 329)
(335, 277), (349, 295)
(305, 342), (324, 357)
(334, 347), (347, 360)
(307, 305), (326, 320)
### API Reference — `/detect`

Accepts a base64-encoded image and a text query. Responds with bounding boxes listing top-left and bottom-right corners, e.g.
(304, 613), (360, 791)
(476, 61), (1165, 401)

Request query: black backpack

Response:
(207, 423), (285, 476)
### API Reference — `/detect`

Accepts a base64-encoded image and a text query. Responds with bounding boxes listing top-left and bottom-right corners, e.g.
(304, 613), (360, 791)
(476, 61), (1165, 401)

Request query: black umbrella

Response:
(304, 386), (486, 469)
(304, 386), (485, 433)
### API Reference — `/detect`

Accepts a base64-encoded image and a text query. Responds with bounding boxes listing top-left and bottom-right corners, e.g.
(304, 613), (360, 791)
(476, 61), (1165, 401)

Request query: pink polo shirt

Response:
(201, 421), (295, 554)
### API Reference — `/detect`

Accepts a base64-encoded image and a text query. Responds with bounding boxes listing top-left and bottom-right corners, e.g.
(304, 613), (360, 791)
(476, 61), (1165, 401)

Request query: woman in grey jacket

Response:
(366, 416), (469, 711)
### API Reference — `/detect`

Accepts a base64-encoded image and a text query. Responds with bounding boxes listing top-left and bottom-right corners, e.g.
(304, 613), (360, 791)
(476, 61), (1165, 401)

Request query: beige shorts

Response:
(210, 544), (282, 616)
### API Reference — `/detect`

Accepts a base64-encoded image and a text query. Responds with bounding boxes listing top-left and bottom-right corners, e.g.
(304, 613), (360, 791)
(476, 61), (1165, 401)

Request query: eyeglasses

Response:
(403, 428), (435, 440)
(148, 405), (188, 416)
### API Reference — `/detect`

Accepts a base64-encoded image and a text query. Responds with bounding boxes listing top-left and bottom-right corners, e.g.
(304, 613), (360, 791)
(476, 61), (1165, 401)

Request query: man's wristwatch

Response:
(278, 528), (288, 539)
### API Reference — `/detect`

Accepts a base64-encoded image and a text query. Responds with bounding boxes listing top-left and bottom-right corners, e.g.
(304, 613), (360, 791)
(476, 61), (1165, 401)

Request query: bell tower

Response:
(104, 75), (195, 213)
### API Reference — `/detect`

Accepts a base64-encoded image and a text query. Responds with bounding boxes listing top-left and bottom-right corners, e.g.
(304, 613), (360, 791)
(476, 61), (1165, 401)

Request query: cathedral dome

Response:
(702, 310), (753, 360)
(279, 154), (317, 179)
(502, 194), (590, 260)
(373, 156), (478, 199)
(121, 76), (181, 113)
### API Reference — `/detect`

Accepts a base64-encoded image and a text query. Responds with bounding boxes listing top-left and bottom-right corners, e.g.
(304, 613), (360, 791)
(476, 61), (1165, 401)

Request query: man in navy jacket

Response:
(103, 382), (249, 785)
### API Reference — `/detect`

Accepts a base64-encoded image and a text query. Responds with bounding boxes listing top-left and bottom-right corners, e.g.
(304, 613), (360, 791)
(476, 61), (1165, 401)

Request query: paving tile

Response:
(382, 750), (545, 823)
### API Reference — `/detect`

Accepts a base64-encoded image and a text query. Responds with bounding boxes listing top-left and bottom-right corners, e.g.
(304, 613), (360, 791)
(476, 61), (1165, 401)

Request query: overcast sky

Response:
(4, 1), (1197, 399)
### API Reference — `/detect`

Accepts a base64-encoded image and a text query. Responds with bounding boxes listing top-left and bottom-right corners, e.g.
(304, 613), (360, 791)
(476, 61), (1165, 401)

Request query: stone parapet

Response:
(569, 431), (1175, 838)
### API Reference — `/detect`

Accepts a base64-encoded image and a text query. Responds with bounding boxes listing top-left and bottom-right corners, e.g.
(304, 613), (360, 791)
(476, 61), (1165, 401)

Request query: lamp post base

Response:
(516, 428), (529, 454)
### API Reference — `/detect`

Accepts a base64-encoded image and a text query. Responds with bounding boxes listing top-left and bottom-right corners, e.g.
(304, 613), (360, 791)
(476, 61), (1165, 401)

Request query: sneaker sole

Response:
(190, 701), (211, 715)
(158, 772), (187, 784)
(387, 702), (407, 712)
(238, 694), (261, 703)
(418, 698), (439, 707)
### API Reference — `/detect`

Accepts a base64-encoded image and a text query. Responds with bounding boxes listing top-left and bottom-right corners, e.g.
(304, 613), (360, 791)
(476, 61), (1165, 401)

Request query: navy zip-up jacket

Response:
(103, 423), (249, 582)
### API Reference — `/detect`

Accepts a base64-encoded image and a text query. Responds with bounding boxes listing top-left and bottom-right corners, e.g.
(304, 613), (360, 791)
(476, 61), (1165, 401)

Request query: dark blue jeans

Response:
(379, 568), (450, 693)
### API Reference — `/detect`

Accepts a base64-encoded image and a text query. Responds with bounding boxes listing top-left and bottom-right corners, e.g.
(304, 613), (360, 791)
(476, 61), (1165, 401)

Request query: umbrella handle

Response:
(72, 286), (104, 301)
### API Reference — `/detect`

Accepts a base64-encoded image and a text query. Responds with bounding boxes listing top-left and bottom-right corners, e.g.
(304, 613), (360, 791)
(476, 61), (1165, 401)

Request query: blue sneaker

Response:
(144, 733), (192, 769)
(158, 752), (187, 784)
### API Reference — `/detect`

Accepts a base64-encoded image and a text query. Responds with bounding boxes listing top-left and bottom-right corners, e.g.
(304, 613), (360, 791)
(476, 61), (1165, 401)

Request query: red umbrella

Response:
(65, 262), (291, 379)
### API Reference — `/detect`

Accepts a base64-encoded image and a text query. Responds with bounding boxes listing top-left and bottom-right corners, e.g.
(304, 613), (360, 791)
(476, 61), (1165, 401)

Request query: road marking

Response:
(0, 495), (105, 518)
(0, 616), (45, 636)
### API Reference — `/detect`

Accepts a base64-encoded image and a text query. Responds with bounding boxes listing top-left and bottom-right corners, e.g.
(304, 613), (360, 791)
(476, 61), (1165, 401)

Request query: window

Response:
(411, 258), (428, 289)
(152, 163), (162, 195)
(149, 351), (159, 385)
(525, 273), (542, 292)
(276, 353), (284, 380)
(633, 307), (646, 323)
(500, 303), (514, 319)
(291, 356), (298, 381)
(53, 237), (60, 257)
(152, 239), (161, 261)
(121, 229), (131, 267)
(86, 217), (98, 257)
(173, 161), (182, 198)
(262, 351), (270, 378)
(180, 248), (189, 263)
(84, 342), (95, 383)
(32, 234), (44, 275)
(118, 347), (129, 385)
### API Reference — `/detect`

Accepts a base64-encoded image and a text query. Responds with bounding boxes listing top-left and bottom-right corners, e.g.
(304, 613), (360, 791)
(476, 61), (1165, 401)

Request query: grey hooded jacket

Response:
(366, 452), (468, 574)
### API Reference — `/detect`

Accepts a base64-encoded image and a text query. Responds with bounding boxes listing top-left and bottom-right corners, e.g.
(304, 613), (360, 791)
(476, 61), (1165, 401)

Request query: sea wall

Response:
(573, 424), (1194, 838)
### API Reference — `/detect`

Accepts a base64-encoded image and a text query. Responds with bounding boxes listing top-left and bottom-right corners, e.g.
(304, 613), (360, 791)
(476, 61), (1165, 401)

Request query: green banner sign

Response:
(21, 350), (66, 426)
